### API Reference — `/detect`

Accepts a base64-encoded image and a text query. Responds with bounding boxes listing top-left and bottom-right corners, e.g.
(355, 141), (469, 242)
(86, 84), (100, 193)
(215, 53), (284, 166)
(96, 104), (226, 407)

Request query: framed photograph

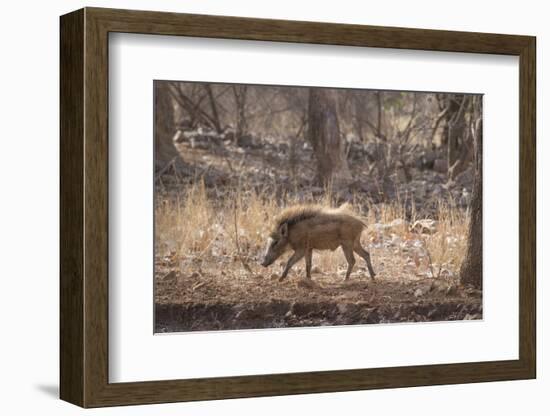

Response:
(60, 7), (536, 408)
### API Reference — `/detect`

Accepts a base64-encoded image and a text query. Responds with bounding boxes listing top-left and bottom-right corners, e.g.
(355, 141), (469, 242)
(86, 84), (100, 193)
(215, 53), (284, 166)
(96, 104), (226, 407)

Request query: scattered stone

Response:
(311, 265), (322, 274)
(161, 255), (176, 267)
(439, 268), (453, 278)
(414, 288), (424, 298)
(389, 234), (402, 246)
(389, 218), (406, 229)
(370, 218), (407, 235)
(410, 219), (438, 234)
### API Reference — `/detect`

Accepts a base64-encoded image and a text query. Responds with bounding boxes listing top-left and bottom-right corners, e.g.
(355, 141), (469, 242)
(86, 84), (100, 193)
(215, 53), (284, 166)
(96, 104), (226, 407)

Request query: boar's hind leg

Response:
(341, 242), (356, 281)
(279, 249), (305, 282)
(305, 248), (313, 280)
(354, 242), (376, 280)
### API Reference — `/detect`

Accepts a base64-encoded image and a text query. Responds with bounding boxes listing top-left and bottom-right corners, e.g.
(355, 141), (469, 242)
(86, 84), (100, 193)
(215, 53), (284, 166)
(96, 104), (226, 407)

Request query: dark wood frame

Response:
(60, 7), (536, 408)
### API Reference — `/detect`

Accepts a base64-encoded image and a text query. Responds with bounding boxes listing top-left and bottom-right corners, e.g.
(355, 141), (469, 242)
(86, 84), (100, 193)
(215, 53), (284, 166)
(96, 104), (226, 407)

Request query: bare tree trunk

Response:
(232, 85), (248, 146)
(460, 96), (483, 288)
(168, 83), (220, 133)
(154, 82), (182, 170)
(203, 84), (223, 134)
(351, 93), (365, 142)
(376, 91), (383, 136)
(307, 88), (352, 186)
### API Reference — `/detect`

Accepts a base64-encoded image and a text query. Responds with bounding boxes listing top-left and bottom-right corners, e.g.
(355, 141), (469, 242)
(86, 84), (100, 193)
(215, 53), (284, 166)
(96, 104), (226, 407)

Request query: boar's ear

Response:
(279, 222), (288, 238)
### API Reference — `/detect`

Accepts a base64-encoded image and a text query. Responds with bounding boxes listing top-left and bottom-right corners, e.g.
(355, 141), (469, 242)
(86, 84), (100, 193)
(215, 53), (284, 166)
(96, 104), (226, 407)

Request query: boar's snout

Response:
(261, 236), (285, 268)
(261, 251), (276, 267)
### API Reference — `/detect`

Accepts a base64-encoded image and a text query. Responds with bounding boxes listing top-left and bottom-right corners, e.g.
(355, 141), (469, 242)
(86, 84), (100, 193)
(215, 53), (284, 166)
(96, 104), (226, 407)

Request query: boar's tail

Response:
(336, 202), (369, 229)
(337, 202), (353, 213)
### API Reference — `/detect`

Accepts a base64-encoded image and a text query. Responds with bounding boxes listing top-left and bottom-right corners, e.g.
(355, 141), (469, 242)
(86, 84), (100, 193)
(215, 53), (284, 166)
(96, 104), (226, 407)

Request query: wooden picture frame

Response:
(60, 7), (536, 408)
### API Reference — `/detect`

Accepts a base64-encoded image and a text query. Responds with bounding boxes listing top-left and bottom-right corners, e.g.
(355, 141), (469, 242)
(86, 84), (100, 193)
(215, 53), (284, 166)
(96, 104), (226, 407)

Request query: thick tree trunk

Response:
(439, 94), (473, 180)
(154, 82), (181, 171)
(307, 88), (352, 186)
(204, 84), (223, 134)
(459, 97), (483, 288)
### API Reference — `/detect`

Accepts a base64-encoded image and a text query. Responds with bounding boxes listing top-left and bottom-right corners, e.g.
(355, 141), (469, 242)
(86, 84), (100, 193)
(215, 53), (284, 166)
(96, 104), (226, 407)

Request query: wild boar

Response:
(260, 203), (376, 282)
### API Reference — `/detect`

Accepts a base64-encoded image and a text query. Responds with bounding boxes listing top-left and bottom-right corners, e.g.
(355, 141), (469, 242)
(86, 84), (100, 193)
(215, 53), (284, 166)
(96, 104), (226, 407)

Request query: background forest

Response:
(154, 81), (483, 332)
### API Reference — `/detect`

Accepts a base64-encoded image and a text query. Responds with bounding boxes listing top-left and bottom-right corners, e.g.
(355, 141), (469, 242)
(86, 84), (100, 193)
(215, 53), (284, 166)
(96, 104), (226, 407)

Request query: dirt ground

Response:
(155, 253), (482, 333)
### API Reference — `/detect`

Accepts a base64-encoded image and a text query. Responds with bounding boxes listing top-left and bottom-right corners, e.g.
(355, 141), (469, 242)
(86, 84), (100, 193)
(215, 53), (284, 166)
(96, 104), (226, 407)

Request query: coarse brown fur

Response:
(261, 203), (376, 281)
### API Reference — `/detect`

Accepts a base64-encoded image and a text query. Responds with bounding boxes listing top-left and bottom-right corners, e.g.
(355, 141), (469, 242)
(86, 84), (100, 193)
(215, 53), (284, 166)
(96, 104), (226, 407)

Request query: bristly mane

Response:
(273, 204), (324, 231)
(271, 203), (365, 234)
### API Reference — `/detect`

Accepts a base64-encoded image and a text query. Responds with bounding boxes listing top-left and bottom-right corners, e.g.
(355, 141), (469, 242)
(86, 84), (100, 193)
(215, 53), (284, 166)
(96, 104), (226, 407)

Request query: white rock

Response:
(410, 219), (438, 234)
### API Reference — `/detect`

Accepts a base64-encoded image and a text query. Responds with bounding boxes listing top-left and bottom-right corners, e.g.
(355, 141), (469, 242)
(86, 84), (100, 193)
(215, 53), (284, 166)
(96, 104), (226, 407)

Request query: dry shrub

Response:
(155, 179), (217, 257)
(423, 201), (468, 278)
(235, 188), (278, 252)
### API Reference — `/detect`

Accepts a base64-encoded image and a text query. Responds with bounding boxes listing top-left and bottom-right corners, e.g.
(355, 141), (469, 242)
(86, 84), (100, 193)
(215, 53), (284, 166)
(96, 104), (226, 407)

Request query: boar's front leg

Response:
(279, 249), (305, 282)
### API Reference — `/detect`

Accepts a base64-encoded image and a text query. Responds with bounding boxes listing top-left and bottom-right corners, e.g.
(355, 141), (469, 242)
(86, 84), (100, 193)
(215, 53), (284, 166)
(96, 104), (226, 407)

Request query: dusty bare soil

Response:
(155, 255), (482, 333)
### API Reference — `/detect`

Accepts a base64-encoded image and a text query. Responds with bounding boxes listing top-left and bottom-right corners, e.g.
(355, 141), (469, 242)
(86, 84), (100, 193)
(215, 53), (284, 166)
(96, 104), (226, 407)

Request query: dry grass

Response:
(155, 181), (469, 282)
(424, 201), (469, 279)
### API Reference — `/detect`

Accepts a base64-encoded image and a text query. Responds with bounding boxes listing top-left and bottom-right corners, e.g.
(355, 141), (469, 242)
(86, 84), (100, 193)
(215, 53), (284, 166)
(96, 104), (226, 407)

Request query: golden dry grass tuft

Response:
(155, 181), (469, 282)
